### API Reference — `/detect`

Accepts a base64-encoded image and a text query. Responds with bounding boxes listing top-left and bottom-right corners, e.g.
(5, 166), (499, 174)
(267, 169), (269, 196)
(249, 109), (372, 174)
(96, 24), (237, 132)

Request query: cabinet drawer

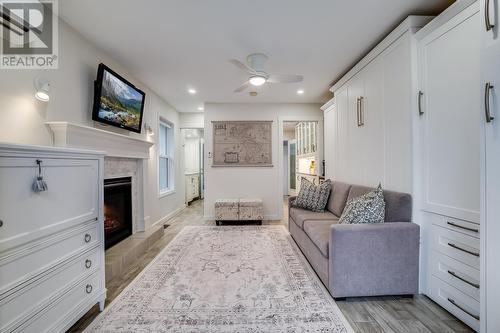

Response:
(431, 224), (479, 269)
(424, 212), (479, 238)
(0, 222), (100, 293)
(11, 271), (102, 333)
(0, 157), (99, 250)
(429, 275), (479, 331)
(430, 250), (479, 301)
(0, 247), (100, 331)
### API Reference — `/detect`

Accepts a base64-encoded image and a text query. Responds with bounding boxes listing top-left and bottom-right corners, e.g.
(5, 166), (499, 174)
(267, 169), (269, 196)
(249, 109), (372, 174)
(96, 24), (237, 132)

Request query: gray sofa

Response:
(289, 180), (419, 299)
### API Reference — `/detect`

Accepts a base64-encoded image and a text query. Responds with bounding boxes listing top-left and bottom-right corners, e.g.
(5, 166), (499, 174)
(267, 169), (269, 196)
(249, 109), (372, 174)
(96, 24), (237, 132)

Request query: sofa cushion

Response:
(340, 185), (385, 224)
(303, 220), (337, 258)
(327, 181), (352, 217)
(347, 185), (412, 222)
(290, 208), (338, 229)
(293, 178), (332, 212)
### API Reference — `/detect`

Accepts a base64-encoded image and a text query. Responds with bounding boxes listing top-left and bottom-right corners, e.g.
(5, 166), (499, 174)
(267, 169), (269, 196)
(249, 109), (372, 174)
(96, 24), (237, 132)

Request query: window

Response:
(158, 119), (174, 195)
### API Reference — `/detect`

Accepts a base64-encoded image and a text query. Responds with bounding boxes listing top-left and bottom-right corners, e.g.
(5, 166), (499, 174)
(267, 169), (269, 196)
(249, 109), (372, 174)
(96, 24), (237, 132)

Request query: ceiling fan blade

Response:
(229, 59), (256, 74)
(267, 74), (303, 84)
(234, 81), (251, 93)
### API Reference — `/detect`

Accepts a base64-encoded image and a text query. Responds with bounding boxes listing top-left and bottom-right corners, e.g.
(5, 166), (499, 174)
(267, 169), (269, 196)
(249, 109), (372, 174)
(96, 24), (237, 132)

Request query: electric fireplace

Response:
(104, 177), (132, 249)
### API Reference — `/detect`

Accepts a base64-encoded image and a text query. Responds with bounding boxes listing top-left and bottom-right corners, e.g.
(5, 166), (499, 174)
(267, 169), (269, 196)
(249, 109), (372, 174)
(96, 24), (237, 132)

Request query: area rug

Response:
(85, 226), (354, 332)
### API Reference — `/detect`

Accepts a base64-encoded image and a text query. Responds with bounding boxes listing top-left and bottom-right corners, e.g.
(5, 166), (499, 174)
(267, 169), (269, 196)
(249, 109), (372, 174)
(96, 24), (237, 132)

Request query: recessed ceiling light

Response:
(297, 89), (305, 95)
(249, 75), (266, 86)
(197, 106), (204, 111)
(249, 91), (258, 97)
(188, 88), (197, 95)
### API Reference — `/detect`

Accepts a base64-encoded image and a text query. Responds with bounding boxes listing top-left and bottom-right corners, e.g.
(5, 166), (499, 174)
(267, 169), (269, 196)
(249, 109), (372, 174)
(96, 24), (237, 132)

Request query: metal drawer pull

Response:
(0, 219), (3, 228)
(359, 97), (365, 126)
(485, 0), (495, 31)
(485, 83), (495, 123)
(356, 98), (362, 127)
(447, 270), (480, 289)
(448, 242), (480, 257)
(447, 221), (479, 233)
(447, 297), (480, 321)
(86, 284), (93, 294)
(85, 259), (92, 269)
(418, 91), (424, 116)
(84, 234), (92, 243)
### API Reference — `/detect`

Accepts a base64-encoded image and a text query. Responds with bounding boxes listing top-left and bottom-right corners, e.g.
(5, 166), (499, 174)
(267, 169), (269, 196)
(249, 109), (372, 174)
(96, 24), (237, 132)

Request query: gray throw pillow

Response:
(339, 184), (385, 224)
(293, 178), (332, 212)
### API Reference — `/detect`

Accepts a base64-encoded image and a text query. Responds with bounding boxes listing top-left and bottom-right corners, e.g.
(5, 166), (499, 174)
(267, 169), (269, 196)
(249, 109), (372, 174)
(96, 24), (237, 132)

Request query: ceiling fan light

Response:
(249, 75), (266, 86)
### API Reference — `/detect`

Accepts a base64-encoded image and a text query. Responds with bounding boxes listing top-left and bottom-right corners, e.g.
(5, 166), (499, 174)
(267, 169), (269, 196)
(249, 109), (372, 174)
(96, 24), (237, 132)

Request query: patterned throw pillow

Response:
(339, 184), (386, 224)
(293, 178), (332, 212)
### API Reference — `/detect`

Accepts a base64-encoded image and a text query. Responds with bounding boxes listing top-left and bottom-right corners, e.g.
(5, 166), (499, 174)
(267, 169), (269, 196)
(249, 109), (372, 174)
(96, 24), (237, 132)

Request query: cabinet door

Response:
(383, 34), (413, 193)
(481, 0), (500, 331)
(347, 73), (365, 184)
(419, 8), (480, 222)
(335, 86), (350, 182)
(361, 57), (385, 187)
(324, 106), (336, 179)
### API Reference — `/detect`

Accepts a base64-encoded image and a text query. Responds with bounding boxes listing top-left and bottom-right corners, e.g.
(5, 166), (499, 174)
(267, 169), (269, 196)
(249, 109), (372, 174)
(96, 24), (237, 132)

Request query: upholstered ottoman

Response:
(215, 199), (239, 225)
(239, 198), (263, 225)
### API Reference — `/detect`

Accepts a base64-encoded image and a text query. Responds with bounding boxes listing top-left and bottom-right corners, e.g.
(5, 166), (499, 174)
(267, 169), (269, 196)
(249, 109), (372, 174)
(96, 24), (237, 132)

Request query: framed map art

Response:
(212, 121), (273, 167)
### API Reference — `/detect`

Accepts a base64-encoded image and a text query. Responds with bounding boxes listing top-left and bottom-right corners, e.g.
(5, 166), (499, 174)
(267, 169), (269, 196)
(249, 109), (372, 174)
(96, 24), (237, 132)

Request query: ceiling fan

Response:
(229, 53), (303, 93)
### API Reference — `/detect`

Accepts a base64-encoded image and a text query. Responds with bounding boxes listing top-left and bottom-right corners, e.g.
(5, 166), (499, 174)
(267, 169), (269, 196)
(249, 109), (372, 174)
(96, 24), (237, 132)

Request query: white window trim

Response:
(158, 118), (175, 198)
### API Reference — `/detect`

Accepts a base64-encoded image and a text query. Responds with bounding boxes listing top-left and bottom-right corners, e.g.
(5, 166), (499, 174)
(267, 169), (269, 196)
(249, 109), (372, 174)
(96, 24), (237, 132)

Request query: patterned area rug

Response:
(85, 226), (353, 332)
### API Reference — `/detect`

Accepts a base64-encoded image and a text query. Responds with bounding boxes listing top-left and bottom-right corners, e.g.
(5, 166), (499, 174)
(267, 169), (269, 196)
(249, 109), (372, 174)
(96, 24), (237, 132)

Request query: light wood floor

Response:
(68, 199), (473, 333)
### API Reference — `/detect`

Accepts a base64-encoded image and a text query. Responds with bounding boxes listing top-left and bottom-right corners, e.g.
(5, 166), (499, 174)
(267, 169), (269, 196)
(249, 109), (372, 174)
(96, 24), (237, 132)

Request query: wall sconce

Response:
(144, 123), (154, 136)
(34, 77), (50, 102)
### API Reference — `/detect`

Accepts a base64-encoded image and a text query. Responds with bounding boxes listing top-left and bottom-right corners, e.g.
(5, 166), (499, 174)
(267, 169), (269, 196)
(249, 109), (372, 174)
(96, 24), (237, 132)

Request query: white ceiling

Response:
(58, 0), (452, 113)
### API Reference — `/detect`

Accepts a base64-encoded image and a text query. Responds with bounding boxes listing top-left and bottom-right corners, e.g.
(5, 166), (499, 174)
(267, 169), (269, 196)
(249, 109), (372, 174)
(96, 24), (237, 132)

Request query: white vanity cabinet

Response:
(0, 143), (106, 333)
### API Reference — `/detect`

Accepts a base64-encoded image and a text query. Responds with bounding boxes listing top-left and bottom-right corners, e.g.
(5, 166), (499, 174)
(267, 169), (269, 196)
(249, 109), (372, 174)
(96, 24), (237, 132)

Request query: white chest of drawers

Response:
(0, 143), (106, 333)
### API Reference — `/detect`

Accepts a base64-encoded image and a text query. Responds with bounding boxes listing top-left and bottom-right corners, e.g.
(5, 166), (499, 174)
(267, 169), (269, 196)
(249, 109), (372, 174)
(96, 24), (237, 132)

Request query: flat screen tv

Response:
(92, 63), (146, 133)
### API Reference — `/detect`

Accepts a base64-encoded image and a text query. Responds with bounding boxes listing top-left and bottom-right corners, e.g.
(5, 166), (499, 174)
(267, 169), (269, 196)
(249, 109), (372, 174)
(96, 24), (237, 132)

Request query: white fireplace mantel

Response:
(46, 122), (154, 159)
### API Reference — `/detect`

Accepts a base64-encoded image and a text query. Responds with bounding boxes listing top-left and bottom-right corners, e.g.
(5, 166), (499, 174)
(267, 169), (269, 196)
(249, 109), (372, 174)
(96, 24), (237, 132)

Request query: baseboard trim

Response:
(151, 204), (187, 228)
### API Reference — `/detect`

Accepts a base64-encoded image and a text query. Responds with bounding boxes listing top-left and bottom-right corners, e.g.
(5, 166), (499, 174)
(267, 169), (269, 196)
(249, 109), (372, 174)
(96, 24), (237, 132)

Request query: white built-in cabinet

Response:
(185, 174), (200, 203)
(322, 16), (430, 193)
(0, 143), (106, 333)
(480, 0), (500, 330)
(416, 2), (481, 331)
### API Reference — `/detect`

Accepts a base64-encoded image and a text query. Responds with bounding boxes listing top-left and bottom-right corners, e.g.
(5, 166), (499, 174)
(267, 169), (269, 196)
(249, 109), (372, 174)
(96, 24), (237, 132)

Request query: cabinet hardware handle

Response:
(447, 242), (480, 257)
(360, 97), (365, 126)
(84, 234), (92, 243)
(447, 297), (480, 320)
(86, 284), (93, 294)
(0, 219), (3, 228)
(485, 83), (495, 123)
(485, 0), (495, 31)
(447, 270), (480, 289)
(356, 98), (361, 127)
(447, 221), (479, 233)
(85, 259), (92, 269)
(418, 91), (424, 116)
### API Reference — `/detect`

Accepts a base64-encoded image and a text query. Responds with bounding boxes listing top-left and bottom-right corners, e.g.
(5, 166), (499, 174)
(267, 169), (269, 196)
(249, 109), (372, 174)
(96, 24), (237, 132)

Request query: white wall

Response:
(204, 103), (323, 220)
(180, 112), (204, 129)
(0, 19), (185, 229)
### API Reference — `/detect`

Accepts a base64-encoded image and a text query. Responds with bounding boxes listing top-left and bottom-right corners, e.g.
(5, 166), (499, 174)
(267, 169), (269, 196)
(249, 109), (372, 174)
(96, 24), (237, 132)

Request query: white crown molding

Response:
(46, 122), (154, 159)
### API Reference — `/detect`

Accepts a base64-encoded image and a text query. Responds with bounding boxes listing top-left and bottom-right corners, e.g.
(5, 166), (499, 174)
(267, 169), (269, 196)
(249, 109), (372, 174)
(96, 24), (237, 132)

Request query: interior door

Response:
(418, 9), (480, 222)
(481, 0), (500, 331)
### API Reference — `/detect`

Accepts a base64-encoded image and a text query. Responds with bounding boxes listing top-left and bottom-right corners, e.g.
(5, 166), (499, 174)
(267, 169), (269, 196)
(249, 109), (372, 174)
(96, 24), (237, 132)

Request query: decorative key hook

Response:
(32, 159), (48, 193)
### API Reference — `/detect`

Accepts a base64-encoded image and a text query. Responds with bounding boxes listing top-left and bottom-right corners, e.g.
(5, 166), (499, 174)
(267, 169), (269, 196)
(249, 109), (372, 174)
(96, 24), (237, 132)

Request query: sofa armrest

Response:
(328, 222), (419, 298)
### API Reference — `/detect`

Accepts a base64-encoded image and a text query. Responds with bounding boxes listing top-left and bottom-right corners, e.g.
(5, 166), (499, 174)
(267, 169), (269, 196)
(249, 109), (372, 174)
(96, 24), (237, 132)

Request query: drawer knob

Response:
(86, 284), (93, 294)
(85, 259), (92, 269)
(84, 234), (92, 243)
